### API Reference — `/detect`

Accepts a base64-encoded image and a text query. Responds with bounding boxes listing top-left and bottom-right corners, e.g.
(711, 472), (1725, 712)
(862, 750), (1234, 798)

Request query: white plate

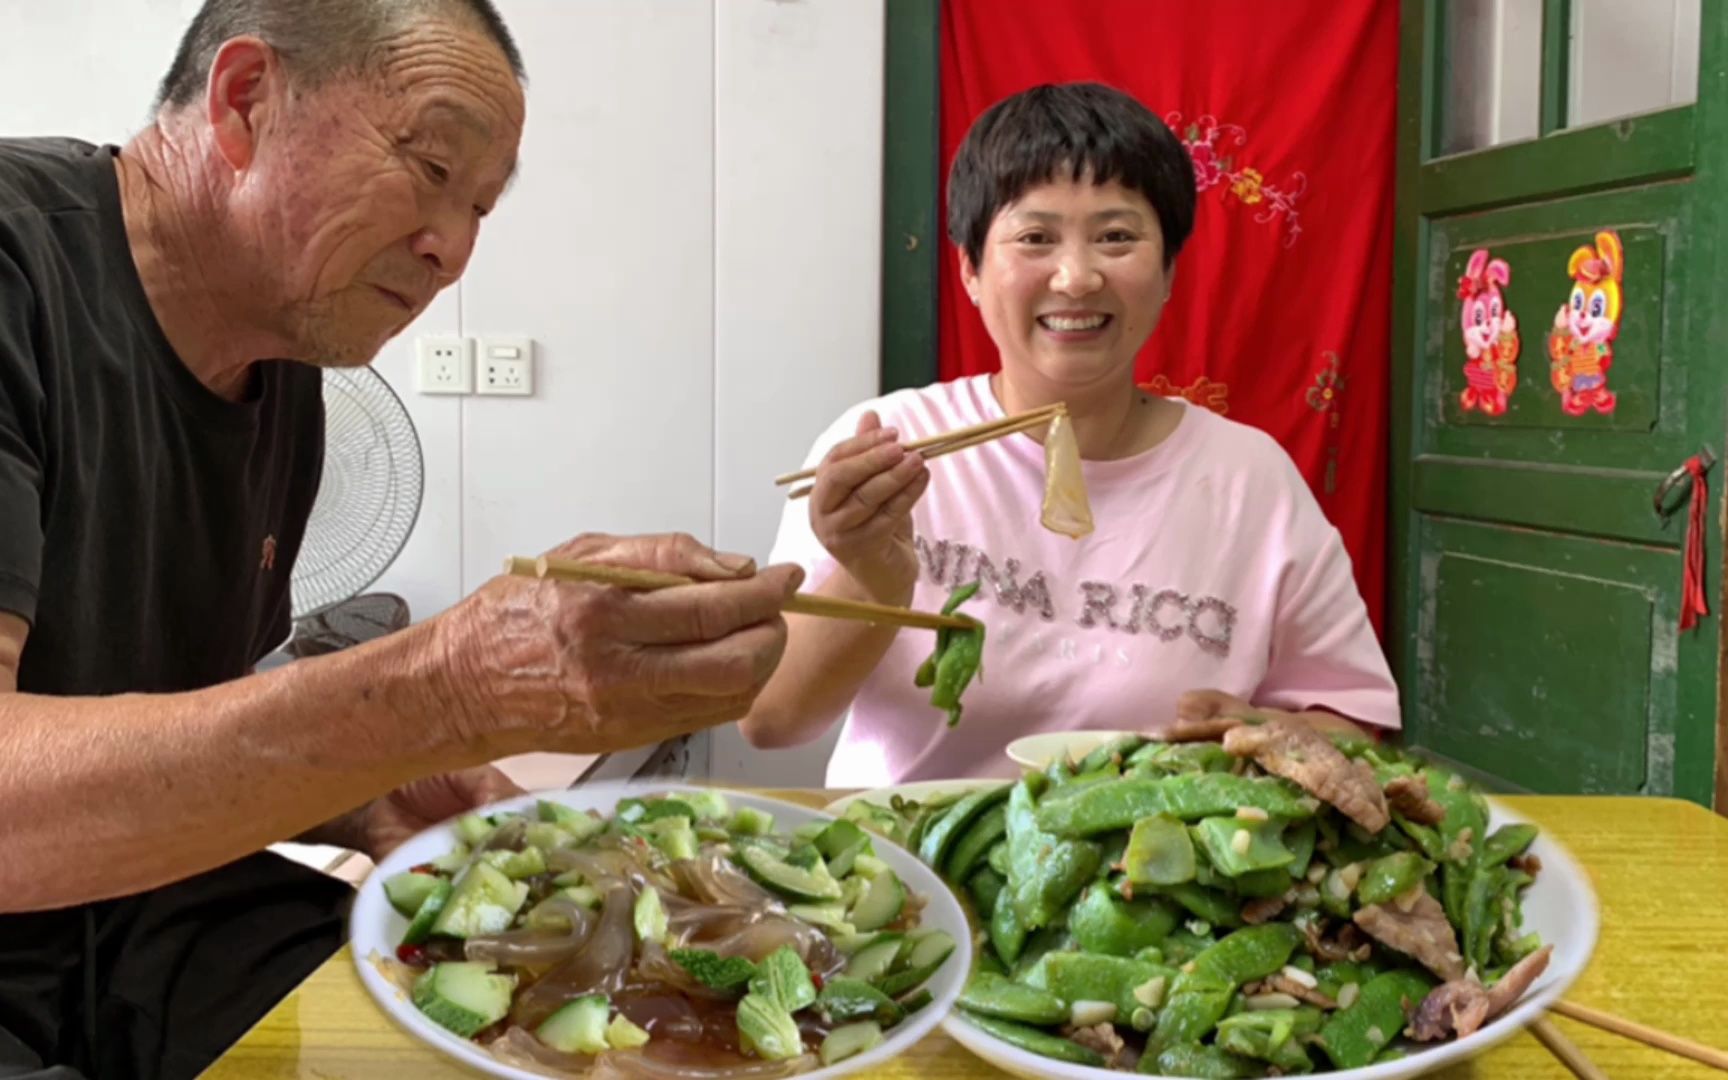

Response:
(938, 797), (1598, 1080)
(349, 781), (973, 1080)
(823, 778), (1007, 817)
(1004, 730), (1141, 770)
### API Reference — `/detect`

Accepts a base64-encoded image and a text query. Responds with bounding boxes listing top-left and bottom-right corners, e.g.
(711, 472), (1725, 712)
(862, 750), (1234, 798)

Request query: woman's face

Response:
(961, 177), (1172, 391)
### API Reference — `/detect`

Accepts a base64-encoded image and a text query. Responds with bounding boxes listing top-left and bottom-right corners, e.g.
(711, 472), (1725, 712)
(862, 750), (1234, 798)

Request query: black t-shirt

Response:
(0, 137), (324, 692)
(0, 139), (337, 1076)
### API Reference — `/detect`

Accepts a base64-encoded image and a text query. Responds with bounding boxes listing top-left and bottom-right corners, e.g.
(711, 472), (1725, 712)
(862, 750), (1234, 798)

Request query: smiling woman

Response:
(741, 82), (1400, 790)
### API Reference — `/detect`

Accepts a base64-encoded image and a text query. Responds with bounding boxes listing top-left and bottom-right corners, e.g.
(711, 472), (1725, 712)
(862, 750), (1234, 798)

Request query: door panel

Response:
(1417, 517), (1677, 794)
(1392, 1), (1721, 807)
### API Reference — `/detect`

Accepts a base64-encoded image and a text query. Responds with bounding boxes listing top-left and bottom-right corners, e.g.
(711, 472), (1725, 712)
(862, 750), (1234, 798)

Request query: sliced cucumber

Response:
(606, 1013), (651, 1050)
(851, 853), (891, 879)
(384, 871), (444, 919)
(877, 930), (956, 996)
(843, 933), (905, 985)
(401, 878), (454, 946)
(827, 839), (869, 880)
(634, 885), (668, 945)
(556, 884), (602, 910)
(427, 846), (469, 874)
(849, 868), (906, 932)
(537, 800), (606, 843)
(454, 814), (494, 848)
(819, 1021), (884, 1067)
(679, 788), (731, 822)
(535, 994), (610, 1055)
(730, 806), (775, 837)
(412, 962), (514, 1038)
(523, 822), (573, 853)
(480, 847), (546, 881)
(787, 903), (855, 936)
(814, 819), (870, 858)
(431, 862), (529, 938)
(638, 816), (698, 861)
(739, 844), (843, 901)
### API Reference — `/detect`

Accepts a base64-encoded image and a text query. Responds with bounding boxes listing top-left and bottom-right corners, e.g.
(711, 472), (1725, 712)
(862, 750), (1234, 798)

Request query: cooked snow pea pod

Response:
(1191, 817), (1295, 877)
(1393, 814), (1448, 862)
(1317, 968), (1433, 1069)
(1314, 960), (1377, 1001)
(1216, 1008), (1323, 1074)
(930, 624), (984, 727)
(1154, 925), (1302, 1046)
(957, 972), (1068, 1024)
(918, 783), (1010, 872)
(1425, 769), (1488, 864)
(1155, 882), (1244, 928)
(1285, 819), (1318, 879)
(1127, 740), (1237, 775)
(1192, 924), (1304, 986)
(1011, 924), (1076, 982)
(1069, 880), (1179, 955)
(1357, 851), (1433, 905)
(1040, 951), (1176, 1021)
(1482, 823), (1539, 865)
(1233, 868), (1295, 899)
(958, 1011), (1105, 1067)
(1007, 778), (1102, 930)
(966, 866), (1005, 920)
(916, 582), (983, 724)
(1463, 863), (1505, 972)
(990, 888), (1027, 966)
(1143, 1043), (1264, 1077)
(1036, 775), (1316, 836)
(1125, 814), (1197, 885)
(1076, 734), (1147, 775)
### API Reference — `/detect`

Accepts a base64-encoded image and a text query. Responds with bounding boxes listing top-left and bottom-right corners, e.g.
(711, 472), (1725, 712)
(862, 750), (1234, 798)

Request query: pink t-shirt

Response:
(769, 375), (1400, 787)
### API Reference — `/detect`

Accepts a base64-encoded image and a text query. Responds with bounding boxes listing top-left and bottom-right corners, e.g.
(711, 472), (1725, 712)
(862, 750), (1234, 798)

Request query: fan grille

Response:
(291, 368), (424, 619)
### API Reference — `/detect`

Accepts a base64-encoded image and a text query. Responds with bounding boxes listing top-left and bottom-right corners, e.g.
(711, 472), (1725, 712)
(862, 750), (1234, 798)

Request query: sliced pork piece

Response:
(1353, 887), (1467, 981)
(1408, 945), (1554, 1041)
(1224, 719), (1391, 831)
(1385, 774), (1446, 825)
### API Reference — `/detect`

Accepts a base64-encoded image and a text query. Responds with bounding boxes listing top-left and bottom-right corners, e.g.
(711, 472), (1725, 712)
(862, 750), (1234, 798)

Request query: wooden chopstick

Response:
(784, 409), (1060, 501)
(505, 555), (975, 632)
(1550, 1000), (1728, 1073)
(1530, 1017), (1610, 1080)
(773, 404), (1062, 487)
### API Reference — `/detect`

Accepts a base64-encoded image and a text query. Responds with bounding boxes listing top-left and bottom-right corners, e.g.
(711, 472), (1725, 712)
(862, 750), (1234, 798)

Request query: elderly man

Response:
(0, 2), (802, 1077)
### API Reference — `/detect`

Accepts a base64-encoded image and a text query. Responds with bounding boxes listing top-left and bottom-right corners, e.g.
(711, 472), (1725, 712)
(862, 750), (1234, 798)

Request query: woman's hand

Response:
(809, 411), (930, 602)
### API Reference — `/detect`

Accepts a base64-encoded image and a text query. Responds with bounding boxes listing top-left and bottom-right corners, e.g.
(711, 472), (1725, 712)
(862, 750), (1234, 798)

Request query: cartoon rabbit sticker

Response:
(1457, 249), (1519, 415)
(1547, 230), (1622, 416)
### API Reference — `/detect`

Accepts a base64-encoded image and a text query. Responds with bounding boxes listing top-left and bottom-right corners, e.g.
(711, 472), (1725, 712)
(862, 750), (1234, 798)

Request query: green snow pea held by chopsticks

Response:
(914, 582), (985, 726)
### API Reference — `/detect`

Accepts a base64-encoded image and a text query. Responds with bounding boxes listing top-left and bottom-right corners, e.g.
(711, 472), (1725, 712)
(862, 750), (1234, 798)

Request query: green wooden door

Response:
(1391, 1), (1725, 807)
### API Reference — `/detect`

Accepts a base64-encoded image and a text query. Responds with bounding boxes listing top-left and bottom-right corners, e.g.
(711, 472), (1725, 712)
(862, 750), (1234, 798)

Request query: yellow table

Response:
(203, 794), (1728, 1079)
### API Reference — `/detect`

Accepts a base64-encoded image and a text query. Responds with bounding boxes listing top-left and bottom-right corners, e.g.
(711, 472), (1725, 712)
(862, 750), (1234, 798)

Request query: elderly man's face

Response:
(234, 20), (524, 366)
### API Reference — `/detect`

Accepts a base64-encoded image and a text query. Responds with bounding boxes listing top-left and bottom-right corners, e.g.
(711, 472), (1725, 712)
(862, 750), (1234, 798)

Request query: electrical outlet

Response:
(415, 336), (474, 394)
(477, 337), (534, 396)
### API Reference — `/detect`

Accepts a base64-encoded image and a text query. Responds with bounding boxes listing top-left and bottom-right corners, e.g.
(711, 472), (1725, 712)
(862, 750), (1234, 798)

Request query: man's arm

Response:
(0, 533), (802, 914)
(0, 614), (479, 911)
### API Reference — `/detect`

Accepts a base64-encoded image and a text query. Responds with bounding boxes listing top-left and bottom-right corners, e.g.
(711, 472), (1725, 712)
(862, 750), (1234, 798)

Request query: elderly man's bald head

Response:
(154, 0), (525, 113)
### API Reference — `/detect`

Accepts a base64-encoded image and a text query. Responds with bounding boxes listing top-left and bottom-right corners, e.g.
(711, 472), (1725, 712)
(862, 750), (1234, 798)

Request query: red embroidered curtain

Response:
(937, 0), (1397, 634)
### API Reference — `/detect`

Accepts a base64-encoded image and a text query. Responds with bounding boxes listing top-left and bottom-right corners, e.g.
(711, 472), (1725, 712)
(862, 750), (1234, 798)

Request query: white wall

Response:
(0, 0), (883, 788)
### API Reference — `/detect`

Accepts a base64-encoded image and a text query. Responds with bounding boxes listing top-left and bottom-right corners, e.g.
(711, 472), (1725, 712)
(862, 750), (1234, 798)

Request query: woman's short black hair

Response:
(946, 82), (1196, 269)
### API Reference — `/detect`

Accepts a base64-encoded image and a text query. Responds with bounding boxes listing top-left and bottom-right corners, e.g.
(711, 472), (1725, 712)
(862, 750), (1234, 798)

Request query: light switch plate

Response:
(477, 336), (534, 396)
